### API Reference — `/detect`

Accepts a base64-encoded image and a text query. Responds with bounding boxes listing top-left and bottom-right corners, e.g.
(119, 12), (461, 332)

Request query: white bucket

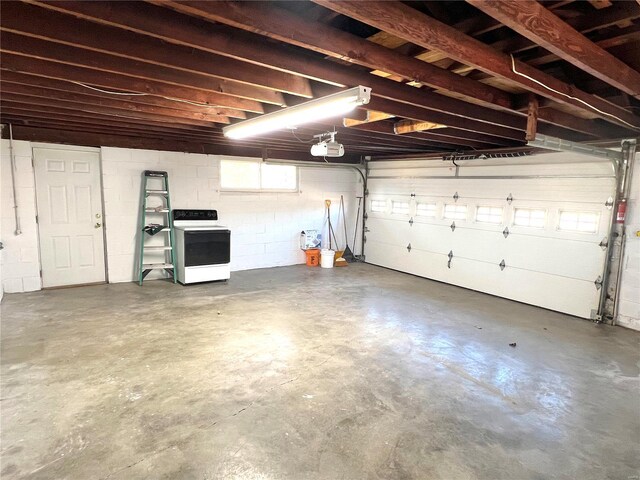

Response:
(320, 249), (335, 268)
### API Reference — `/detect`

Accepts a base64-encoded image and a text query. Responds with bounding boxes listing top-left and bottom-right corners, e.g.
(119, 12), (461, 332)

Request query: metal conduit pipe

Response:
(8, 123), (22, 235)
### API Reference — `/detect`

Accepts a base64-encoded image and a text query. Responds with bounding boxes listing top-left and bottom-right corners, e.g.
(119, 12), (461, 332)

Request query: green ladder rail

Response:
(138, 170), (177, 285)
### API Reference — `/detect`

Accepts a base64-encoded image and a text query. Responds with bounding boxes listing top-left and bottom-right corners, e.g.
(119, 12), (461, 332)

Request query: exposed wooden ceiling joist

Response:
(1, 2), (314, 99)
(468, 0), (640, 97)
(314, 0), (640, 130)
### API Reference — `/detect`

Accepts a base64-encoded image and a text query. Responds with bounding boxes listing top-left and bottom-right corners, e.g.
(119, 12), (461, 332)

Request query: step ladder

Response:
(138, 170), (177, 285)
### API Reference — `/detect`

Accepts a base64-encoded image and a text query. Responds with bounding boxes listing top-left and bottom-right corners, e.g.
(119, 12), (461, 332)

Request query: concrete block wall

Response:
(0, 140), (41, 294)
(617, 153), (640, 330)
(101, 147), (360, 282)
(0, 141), (362, 291)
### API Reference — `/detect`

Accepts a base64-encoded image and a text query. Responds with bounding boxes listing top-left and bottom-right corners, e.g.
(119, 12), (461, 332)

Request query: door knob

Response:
(95, 222), (102, 228)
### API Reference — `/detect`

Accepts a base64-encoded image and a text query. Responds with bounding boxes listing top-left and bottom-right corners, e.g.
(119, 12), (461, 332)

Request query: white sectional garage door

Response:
(364, 154), (616, 319)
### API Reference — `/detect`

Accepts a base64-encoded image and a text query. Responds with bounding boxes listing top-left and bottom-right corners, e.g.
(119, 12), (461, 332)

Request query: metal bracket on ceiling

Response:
(503, 227), (510, 238)
(506, 193), (513, 204)
(594, 275), (603, 291)
(450, 221), (456, 232)
(447, 250), (454, 269)
(499, 259), (506, 271)
(453, 192), (459, 202)
(409, 217), (414, 226)
(407, 243), (412, 252)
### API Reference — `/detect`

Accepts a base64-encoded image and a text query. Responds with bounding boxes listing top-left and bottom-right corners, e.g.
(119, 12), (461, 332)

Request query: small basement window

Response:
(392, 201), (410, 215)
(476, 206), (503, 224)
(514, 208), (546, 228)
(220, 159), (298, 192)
(371, 200), (386, 213)
(416, 202), (437, 217)
(443, 204), (467, 220)
(558, 210), (600, 233)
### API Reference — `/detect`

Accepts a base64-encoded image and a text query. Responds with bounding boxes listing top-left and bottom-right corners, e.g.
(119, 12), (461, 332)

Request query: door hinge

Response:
(605, 196), (614, 209)
(503, 227), (509, 238)
(409, 217), (414, 226)
(599, 237), (608, 250)
(594, 275), (603, 290)
(447, 250), (453, 268)
(407, 243), (412, 252)
(506, 193), (513, 204)
(450, 221), (456, 232)
(499, 259), (506, 271)
(453, 192), (459, 202)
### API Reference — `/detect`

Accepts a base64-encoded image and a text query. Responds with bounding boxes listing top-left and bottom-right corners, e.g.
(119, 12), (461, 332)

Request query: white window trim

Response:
(219, 157), (299, 193)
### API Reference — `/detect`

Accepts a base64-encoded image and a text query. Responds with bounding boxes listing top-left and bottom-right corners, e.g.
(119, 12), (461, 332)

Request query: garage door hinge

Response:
(364, 235), (367, 244)
(499, 260), (506, 271)
(407, 243), (412, 252)
(605, 196), (614, 209)
(599, 237), (608, 250)
(450, 221), (456, 232)
(453, 192), (459, 202)
(364, 212), (368, 220)
(594, 275), (603, 290)
(506, 193), (513, 204)
(503, 227), (509, 238)
(410, 193), (415, 198)
(409, 217), (414, 226)
(447, 250), (453, 268)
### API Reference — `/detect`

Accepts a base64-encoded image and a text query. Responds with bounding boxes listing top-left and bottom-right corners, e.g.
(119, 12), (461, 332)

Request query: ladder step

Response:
(142, 263), (174, 269)
(145, 208), (170, 213)
(144, 246), (173, 251)
(146, 190), (168, 195)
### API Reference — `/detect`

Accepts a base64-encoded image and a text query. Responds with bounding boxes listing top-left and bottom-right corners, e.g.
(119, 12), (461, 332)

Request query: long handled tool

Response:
(340, 195), (355, 261)
(324, 199), (338, 249)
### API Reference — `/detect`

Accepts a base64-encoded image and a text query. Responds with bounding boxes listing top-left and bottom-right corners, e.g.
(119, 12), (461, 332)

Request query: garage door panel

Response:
(451, 228), (505, 264)
(367, 216), (410, 246)
(411, 222), (454, 254)
(504, 235), (605, 280)
(365, 158), (614, 319)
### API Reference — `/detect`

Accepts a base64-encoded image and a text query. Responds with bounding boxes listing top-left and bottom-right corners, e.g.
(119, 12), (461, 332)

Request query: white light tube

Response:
(223, 86), (371, 139)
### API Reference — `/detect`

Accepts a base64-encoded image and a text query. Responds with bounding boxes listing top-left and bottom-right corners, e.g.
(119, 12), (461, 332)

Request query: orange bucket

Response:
(304, 249), (320, 266)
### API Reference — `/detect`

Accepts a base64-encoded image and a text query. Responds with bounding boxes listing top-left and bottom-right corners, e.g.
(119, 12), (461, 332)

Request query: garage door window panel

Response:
(371, 199), (387, 213)
(416, 202), (437, 218)
(444, 204), (467, 220)
(514, 208), (546, 229)
(392, 201), (410, 215)
(558, 210), (600, 234)
(476, 206), (503, 224)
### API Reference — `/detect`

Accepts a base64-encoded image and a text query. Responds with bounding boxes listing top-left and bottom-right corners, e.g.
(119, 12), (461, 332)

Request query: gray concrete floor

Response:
(1, 264), (639, 480)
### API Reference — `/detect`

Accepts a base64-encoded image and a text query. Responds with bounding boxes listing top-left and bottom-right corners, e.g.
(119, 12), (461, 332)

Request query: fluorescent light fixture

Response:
(223, 86), (371, 139)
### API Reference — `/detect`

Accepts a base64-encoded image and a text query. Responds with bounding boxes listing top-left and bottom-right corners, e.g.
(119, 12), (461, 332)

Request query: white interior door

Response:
(34, 148), (106, 287)
(365, 156), (615, 319)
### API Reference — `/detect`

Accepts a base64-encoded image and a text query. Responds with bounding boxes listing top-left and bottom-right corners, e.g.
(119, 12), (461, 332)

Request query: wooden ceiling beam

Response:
(155, 0), (514, 110)
(23, 0), (538, 134)
(1, 93), (227, 127)
(0, 31), (286, 106)
(314, 0), (640, 130)
(2, 125), (366, 163)
(0, 56), (265, 113)
(1, 2), (313, 99)
(0, 83), (231, 124)
(467, 0), (640, 97)
(0, 71), (247, 119)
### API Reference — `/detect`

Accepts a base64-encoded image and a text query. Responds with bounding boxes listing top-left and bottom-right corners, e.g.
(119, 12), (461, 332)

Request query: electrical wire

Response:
(71, 81), (218, 108)
(289, 128), (316, 143)
(509, 55), (636, 129)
